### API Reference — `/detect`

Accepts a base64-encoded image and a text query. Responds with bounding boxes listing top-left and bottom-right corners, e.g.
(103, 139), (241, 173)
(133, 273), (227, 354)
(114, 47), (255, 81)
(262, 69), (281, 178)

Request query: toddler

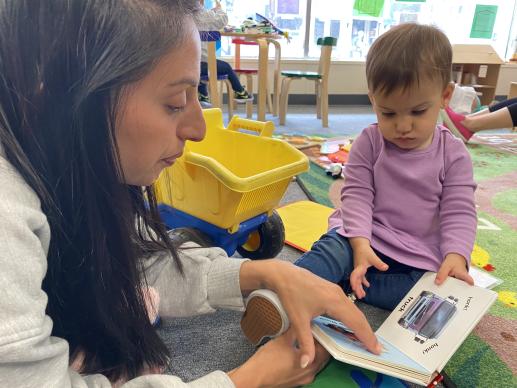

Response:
(294, 23), (477, 311)
(241, 24), (477, 346)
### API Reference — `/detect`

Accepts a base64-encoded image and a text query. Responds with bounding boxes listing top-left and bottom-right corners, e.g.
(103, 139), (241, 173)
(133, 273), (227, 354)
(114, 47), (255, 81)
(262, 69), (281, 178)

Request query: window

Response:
(307, 0), (354, 59)
(209, 0), (517, 61)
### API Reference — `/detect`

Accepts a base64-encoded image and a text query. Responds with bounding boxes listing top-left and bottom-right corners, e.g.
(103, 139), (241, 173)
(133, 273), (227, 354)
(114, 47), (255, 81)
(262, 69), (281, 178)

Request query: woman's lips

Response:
(162, 153), (182, 166)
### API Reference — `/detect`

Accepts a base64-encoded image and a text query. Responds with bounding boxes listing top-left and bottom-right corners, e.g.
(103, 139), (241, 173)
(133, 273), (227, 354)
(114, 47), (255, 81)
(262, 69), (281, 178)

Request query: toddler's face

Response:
(369, 78), (453, 150)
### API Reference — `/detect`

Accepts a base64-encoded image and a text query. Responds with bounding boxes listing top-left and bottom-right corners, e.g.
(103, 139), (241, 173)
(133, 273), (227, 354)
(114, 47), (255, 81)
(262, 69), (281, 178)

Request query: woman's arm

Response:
(142, 243), (248, 318)
(0, 157), (236, 387)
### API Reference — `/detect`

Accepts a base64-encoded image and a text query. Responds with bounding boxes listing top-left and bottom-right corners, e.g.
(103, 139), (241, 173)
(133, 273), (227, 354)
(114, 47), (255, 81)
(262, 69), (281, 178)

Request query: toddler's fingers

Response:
(361, 276), (370, 288)
(350, 273), (365, 299)
(350, 267), (366, 295)
(354, 283), (366, 299)
(371, 255), (389, 271)
(435, 265), (451, 285)
(455, 271), (474, 286)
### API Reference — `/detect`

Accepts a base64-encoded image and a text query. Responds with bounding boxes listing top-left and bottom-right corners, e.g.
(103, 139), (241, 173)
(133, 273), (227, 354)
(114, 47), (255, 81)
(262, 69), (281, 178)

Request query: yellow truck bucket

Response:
(155, 108), (309, 233)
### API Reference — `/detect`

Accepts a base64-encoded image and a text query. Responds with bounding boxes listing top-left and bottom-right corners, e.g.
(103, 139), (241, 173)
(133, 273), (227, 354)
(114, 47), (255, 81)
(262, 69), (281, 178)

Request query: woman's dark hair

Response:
(0, 0), (200, 380)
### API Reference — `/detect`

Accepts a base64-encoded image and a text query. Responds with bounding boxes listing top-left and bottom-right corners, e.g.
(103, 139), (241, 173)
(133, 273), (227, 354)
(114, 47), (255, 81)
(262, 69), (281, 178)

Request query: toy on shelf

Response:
(154, 108), (309, 259)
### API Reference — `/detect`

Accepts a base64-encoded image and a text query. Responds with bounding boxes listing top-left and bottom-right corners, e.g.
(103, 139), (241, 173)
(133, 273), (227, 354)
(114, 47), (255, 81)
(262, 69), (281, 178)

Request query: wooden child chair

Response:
(232, 38), (275, 119)
(232, 38), (259, 118)
(279, 36), (337, 127)
(200, 31), (234, 116)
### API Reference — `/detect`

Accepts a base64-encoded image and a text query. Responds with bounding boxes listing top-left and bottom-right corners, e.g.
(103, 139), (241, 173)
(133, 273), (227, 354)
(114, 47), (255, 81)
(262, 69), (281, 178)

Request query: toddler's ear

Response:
(441, 82), (455, 108)
(367, 92), (375, 107)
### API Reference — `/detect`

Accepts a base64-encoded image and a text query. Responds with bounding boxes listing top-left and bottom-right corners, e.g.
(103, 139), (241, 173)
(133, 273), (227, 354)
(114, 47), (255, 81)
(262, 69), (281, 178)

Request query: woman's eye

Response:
(166, 105), (185, 114)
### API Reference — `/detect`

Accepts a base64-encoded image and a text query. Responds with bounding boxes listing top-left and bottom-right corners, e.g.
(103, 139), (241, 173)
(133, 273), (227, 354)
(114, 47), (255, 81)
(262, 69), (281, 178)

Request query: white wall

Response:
(233, 58), (517, 98)
(497, 63), (517, 96)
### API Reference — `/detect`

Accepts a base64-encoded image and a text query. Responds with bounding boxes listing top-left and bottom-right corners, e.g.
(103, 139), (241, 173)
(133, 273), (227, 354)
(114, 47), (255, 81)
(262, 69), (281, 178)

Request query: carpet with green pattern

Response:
(295, 134), (517, 388)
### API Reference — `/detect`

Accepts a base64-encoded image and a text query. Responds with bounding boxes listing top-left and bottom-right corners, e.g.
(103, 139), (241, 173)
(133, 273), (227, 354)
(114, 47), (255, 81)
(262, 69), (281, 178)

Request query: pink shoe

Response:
(442, 107), (474, 142)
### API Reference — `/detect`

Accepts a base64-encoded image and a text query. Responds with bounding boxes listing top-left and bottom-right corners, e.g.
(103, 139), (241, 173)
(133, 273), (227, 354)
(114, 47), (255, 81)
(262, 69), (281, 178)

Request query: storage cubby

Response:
(452, 44), (503, 106)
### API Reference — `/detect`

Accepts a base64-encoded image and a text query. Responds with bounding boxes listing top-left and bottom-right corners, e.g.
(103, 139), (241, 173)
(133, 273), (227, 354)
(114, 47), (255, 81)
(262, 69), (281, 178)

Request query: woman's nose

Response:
(178, 101), (206, 142)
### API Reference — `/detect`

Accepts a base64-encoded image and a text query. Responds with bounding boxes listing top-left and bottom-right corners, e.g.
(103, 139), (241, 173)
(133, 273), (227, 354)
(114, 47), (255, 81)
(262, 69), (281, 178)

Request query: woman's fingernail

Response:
(300, 355), (310, 368)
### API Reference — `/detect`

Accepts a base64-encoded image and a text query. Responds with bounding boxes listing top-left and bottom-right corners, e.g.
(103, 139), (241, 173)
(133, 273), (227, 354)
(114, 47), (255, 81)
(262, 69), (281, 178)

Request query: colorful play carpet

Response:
(289, 133), (517, 388)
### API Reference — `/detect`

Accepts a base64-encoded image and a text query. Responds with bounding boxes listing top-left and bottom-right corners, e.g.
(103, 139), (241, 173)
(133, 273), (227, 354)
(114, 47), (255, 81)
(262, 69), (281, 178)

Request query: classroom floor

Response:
(228, 104), (376, 137)
(226, 103), (512, 137)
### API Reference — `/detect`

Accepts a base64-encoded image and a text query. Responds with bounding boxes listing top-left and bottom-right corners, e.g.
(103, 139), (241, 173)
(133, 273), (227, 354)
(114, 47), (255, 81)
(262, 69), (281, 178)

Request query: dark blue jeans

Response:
(294, 229), (425, 311)
(199, 59), (244, 96)
(488, 97), (517, 126)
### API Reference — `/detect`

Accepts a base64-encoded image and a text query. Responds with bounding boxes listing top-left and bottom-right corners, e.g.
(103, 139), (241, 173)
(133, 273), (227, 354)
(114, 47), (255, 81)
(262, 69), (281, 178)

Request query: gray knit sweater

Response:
(196, 7), (228, 62)
(0, 151), (247, 387)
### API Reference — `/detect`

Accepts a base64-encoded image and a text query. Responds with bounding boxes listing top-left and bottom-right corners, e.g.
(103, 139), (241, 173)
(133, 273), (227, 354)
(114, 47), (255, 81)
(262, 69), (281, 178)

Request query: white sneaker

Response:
(240, 289), (289, 346)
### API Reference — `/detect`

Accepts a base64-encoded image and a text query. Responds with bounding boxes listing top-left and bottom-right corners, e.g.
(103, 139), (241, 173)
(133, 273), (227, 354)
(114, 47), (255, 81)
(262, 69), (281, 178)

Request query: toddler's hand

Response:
(350, 243), (389, 299)
(435, 253), (474, 286)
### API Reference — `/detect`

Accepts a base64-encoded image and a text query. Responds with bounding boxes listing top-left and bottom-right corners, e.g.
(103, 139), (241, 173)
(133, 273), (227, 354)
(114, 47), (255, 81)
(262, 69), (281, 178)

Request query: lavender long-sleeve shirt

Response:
(328, 124), (477, 272)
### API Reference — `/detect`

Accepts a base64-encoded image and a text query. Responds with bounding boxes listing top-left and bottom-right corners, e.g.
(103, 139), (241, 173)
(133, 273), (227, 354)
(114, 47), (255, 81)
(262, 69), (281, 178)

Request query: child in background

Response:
(241, 23), (477, 346)
(196, 0), (253, 104)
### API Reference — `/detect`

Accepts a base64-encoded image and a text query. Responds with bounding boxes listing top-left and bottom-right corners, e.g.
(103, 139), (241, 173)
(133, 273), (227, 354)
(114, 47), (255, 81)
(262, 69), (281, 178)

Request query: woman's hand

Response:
(435, 253), (474, 285)
(239, 260), (382, 370)
(349, 238), (389, 299)
(228, 328), (330, 388)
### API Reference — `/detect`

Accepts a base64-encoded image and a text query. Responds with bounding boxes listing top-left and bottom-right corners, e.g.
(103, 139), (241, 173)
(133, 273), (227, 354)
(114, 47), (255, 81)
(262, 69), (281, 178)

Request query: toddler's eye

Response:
(412, 109), (427, 116)
(381, 112), (395, 117)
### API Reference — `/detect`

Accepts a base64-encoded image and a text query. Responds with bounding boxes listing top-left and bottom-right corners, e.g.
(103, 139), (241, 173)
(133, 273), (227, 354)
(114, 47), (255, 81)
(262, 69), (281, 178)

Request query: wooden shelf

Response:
(452, 45), (503, 105)
(471, 85), (495, 89)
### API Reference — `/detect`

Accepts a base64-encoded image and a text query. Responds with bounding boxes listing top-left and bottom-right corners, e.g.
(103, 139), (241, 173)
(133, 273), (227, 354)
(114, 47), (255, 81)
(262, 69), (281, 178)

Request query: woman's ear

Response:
(441, 82), (455, 108)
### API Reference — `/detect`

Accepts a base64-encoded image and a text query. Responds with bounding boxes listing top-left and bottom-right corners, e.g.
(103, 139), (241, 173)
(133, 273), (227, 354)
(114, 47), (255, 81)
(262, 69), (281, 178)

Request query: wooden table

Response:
(221, 32), (283, 122)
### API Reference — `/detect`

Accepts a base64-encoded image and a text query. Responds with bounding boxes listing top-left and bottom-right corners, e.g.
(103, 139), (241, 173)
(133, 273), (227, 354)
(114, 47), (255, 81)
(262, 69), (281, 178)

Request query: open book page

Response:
(312, 316), (428, 375)
(469, 266), (503, 289)
(376, 273), (497, 373)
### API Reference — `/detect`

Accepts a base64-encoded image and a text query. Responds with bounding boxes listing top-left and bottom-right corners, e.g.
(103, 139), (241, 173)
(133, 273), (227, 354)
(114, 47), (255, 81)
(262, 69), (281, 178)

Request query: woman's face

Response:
(115, 19), (205, 186)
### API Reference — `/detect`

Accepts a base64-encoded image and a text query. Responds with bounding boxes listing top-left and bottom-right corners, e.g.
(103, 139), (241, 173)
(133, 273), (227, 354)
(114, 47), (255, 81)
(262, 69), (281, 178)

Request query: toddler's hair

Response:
(366, 23), (452, 95)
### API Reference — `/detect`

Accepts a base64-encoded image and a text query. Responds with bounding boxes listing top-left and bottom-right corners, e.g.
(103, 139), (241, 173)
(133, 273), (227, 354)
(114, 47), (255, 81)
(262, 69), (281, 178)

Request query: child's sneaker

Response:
(441, 107), (474, 143)
(198, 92), (212, 108)
(234, 89), (253, 104)
(240, 289), (289, 346)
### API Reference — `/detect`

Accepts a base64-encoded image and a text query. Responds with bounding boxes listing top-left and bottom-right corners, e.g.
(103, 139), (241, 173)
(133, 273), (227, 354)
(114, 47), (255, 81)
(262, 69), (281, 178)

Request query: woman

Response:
(442, 97), (517, 142)
(0, 1), (380, 386)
